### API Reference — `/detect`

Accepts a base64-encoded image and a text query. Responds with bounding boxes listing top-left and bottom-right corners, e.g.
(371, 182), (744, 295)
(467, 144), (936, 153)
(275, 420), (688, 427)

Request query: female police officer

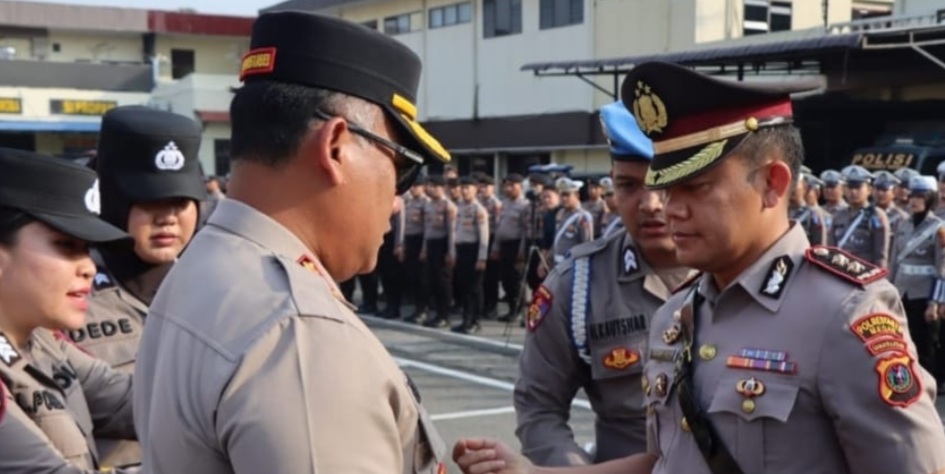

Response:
(0, 147), (137, 473)
(71, 106), (206, 467)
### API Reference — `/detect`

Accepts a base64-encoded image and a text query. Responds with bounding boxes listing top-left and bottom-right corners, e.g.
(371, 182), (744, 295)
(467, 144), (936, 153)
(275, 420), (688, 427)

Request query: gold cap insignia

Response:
(632, 81), (668, 135)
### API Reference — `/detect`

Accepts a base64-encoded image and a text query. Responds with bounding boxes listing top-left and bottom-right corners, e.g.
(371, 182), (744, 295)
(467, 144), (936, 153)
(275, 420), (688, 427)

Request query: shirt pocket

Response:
(28, 396), (93, 464)
(706, 374), (799, 474)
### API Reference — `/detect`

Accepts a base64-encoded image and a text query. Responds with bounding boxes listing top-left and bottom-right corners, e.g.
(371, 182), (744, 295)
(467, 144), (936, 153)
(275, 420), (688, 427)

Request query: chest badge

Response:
(602, 348), (640, 370)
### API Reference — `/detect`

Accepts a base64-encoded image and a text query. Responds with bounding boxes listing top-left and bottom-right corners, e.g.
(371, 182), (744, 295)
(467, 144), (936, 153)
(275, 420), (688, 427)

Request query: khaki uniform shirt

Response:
(421, 197), (457, 259)
(0, 329), (135, 472)
(515, 231), (693, 466)
(582, 198), (607, 238)
(823, 200), (849, 217)
(133, 199), (446, 474)
(644, 225), (945, 474)
(882, 204), (908, 238)
(829, 205), (890, 267)
(789, 204), (828, 246)
(492, 196), (530, 249)
(890, 213), (945, 301)
(480, 195), (502, 236)
(552, 207), (593, 265)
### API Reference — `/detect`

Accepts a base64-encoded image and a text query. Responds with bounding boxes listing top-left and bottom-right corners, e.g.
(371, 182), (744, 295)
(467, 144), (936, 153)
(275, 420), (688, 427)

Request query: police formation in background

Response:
(550, 177), (594, 267)
(0, 148), (137, 473)
(515, 101), (694, 466)
(453, 176), (489, 333)
(412, 175), (457, 328)
(873, 170), (909, 233)
(492, 174), (531, 323)
(133, 12), (449, 472)
(829, 165), (890, 267)
(820, 169), (849, 215)
(599, 177), (624, 238)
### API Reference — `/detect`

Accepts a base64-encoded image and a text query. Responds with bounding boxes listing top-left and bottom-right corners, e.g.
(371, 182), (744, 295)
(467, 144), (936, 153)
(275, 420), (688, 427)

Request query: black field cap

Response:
(504, 173), (524, 184)
(459, 176), (477, 186)
(0, 148), (127, 243)
(239, 11), (450, 165)
(621, 61), (818, 188)
(477, 174), (495, 185)
(96, 106), (207, 203)
(428, 175), (446, 186)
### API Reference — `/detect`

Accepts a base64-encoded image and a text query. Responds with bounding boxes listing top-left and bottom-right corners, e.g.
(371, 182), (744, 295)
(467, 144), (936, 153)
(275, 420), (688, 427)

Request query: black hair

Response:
(0, 207), (34, 247)
(230, 80), (341, 167)
(736, 125), (805, 193)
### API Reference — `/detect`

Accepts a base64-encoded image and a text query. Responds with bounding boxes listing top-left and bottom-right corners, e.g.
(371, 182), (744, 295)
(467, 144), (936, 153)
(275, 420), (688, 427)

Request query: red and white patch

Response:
(527, 285), (553, 332)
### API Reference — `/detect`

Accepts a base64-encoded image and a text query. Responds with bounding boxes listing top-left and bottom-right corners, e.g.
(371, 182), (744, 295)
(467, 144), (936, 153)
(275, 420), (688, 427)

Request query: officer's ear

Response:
(761, 160), (792, 210)
(307, 116), (352, 187)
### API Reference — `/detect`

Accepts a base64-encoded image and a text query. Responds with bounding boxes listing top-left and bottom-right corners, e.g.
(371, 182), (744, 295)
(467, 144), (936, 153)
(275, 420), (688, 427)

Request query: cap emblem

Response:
(84, 179), (100, 215)
(155, 141), (185, 171)
(632, 81), (668, 135)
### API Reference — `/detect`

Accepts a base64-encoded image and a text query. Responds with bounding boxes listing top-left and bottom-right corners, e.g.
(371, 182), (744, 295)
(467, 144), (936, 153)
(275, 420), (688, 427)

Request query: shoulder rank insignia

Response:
(672, 271), (702, 294)
(0, 333), (21, 367)
(805, 246), (887, 285)
(93, 270), (114, 290)
(875, 352), (921, 407)
(527, 285), (553, 332)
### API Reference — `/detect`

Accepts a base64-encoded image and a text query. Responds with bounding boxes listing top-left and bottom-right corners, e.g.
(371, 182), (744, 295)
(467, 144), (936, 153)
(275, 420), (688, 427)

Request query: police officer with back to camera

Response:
(453, 176), (489, 334)
(132, 12), (451, 473)
(0, 148), (138, 473)
(789, 166), (828, 246)
(514, 101), (694, 467)
(74, 106), (207, 467)
(454, 61), (945, 474)
(890, 175), (945, 395)
(873, 170), (908, 234)
(830, 165), (890, 267)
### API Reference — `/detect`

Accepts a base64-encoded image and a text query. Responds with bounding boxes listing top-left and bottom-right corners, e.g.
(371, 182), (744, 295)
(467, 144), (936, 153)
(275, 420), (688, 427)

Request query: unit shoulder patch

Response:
(527, 285), (553, 332)
(850, 313), (904, 343)
(875, 352), (921, 408)
(805, 246), (887, 285)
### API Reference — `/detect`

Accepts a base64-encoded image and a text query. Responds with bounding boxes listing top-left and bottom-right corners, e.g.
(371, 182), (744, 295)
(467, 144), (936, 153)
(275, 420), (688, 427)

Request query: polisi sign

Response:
(850, 151), (916, 171)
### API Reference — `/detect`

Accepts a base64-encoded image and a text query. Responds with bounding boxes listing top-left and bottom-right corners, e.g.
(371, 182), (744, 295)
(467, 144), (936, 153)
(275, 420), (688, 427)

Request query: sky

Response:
(24, 0), (274, 16)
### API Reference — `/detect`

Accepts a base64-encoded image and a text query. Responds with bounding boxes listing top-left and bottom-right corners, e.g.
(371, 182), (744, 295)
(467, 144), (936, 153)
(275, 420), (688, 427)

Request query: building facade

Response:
(0, 1), (252, 174)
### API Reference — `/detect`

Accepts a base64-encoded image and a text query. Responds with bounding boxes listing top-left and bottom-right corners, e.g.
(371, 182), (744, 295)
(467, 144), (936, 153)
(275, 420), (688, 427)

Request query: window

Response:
(384, 13), (411, 35)
(742, 0), (792, 36)
(484, 0), (522, 38)
(429, 3), (472, 29)
(361, 19), (378, 30)
(214, 139), (231, 177)
(539, 0), (583, 29)
(52, 43), (61, 53)
(170, 49), (195, 79)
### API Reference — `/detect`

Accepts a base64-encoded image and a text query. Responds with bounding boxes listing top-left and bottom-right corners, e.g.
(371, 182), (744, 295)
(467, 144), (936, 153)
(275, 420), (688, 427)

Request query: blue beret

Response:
(599, 101), (654, 161)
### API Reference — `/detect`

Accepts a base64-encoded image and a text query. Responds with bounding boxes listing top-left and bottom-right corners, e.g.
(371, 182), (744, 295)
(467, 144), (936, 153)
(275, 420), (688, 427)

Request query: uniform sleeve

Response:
(0, 382), (130, 474)
(811, 209), (827, 246)
(477, 206), (489, 261)
(873, 209), (891, 268)
(581, 211), (594, 242)
(817, 284), (945, 474)
(62, 339), (135, 439)
(513, 268), (593, 467)
(447, 202), (458, 260)
(217, 316), (415, 473)
(933, 225), (945, 302)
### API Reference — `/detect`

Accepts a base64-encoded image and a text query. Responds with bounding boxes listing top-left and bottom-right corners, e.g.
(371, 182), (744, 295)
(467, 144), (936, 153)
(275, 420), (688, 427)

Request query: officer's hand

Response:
(925, 304), (939, 323)
(452, 438), (531, 474)
(394, 246), (404, 262)
(475, 260), (486, 271)
(420, 251), (427, 262)
(446, 254), (455, 267)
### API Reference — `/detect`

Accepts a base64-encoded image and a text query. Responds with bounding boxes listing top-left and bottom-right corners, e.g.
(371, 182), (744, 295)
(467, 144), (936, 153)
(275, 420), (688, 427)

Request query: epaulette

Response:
(805, 246), (887, 286)
(672, 271), (702, 294)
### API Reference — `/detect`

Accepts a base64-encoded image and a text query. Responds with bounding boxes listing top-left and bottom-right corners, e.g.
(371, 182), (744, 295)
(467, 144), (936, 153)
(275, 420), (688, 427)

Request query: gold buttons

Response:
(742, 399), (756, 414)
(745, 117), (759, 131)
(698, 344), (717, 361)
(680, 417), (691, 432)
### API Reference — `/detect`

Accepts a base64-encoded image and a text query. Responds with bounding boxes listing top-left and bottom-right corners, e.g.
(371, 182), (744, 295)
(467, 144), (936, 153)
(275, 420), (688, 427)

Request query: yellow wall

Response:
(46, 31), (142, 63)
(154, 34), (250, 79)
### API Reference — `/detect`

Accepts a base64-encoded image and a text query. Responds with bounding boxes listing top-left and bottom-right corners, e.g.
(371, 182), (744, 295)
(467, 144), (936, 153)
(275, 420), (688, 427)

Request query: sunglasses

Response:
(313, 109), (424, 194)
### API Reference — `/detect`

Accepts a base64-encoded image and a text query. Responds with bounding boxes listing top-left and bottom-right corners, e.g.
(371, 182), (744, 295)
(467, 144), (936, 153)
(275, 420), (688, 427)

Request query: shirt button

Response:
(742, 399), (756, 414)
(698, 344), (717, 361)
